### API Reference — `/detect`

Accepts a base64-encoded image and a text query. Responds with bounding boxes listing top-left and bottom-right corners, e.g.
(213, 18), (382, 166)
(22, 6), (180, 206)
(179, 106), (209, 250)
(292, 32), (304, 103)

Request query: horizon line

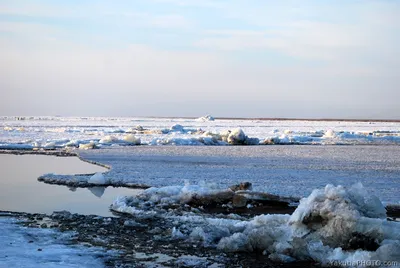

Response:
(3, 115), (400, 123)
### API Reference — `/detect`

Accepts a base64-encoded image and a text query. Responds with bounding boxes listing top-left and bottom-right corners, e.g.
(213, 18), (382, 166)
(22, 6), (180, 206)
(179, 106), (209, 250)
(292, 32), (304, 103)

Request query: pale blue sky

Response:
(1, 0), (399, 118)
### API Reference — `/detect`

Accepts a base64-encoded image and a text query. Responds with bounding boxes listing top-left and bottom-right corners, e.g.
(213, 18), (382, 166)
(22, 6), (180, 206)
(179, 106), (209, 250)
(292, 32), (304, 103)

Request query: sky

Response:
(1, 0), (399, 119)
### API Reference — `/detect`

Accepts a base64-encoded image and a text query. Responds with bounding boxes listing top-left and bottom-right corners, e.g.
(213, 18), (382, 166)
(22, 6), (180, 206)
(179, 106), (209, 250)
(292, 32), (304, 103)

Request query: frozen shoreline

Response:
(0, 210), (319, 268)
(1, 181), (399, 267)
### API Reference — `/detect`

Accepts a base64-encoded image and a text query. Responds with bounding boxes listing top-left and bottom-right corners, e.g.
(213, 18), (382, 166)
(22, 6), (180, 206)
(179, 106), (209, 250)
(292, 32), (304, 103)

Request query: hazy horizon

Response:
(1, 1), (399, 119)
(3, 114), (400, 121)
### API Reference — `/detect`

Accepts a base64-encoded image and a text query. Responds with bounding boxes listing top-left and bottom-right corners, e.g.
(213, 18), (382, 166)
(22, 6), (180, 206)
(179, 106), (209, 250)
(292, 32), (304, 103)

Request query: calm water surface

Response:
(0, 154), (140, 216)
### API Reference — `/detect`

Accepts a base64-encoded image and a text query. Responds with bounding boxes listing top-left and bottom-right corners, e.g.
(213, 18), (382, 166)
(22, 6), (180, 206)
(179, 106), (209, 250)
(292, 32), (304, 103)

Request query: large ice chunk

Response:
(88, 172), (108, 185)
(196, 115), (215, 122)
(123, 134), (141, 145)
(227, 129), (246, 145)
(218, 183), (399, 263)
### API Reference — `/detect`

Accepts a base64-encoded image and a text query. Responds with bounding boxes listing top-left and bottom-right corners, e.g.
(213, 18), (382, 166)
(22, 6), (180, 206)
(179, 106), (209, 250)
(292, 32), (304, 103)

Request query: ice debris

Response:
(110, 182), (296, 213)
(111, 182), (400, 264)
(123, 134), (141, 145)
(218, 183), (400, 264)
(202, 128), (260, 145)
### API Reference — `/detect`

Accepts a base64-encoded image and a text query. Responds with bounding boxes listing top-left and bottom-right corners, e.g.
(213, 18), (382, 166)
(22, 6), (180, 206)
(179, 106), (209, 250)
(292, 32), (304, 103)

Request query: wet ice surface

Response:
(0, 217), (108, 267)
(76, 145), (400, 204)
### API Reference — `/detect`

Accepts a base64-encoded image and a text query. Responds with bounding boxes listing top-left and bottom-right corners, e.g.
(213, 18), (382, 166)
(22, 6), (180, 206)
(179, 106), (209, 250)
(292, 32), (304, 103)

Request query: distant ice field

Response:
(1, 116), (400, 148)
(78, 145), (400, 204)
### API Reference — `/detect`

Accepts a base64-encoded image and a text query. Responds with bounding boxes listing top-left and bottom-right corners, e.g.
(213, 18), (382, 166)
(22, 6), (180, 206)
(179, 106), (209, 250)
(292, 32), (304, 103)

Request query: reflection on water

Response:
(88, 187), (106, 198)
(0, 154), (141, 216)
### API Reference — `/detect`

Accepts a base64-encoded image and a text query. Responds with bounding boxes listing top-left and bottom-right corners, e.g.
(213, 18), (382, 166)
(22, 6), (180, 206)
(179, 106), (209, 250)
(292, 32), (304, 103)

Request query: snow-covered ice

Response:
(1, 116), (400, 149)
(0, 217), (109, 267)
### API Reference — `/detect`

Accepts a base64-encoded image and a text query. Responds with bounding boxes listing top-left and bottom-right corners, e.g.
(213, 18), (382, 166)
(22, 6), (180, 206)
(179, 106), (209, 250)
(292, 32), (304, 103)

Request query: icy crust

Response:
(110, 183), (400, 264)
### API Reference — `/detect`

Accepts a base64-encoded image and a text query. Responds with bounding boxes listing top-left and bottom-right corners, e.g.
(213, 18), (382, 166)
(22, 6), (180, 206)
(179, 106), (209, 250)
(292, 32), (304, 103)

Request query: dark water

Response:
(0, 154), (140, 216)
